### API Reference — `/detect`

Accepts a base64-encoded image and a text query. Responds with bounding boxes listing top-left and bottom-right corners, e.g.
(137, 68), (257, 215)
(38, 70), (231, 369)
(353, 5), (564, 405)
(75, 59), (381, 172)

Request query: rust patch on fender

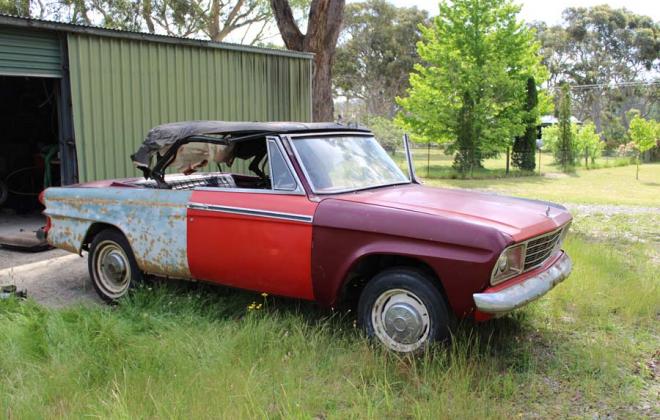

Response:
(44, 187), (193, 278)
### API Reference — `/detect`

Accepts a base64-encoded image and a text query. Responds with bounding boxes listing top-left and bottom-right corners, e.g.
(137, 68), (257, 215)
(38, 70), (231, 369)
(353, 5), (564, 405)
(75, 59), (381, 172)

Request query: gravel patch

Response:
(565, 204), (659, 216)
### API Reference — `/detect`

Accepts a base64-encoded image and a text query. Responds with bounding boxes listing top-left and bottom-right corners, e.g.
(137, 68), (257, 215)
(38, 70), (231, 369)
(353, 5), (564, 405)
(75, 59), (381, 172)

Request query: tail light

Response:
(38, 189), (51, 237)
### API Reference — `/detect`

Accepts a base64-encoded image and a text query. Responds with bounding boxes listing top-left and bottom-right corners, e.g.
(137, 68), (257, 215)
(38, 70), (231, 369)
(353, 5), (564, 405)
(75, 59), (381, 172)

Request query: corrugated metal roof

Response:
(0, 13), (313, 60)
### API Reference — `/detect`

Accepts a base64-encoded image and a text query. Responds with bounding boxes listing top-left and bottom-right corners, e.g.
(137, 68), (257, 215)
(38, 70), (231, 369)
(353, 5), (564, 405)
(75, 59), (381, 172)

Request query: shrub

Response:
(366, 116), (405, 154)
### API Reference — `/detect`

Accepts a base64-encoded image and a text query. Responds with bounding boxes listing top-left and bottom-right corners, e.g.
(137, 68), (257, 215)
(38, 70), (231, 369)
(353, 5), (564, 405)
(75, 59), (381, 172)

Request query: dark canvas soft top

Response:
(130, 120), (369, 169)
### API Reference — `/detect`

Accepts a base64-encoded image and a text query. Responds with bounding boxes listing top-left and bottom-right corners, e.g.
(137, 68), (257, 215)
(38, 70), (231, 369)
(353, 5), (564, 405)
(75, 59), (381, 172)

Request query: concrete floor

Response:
(0, 212), (45, 236)
(0, 252), (100, 307)
(0, 212), (68, 269)
(0, 212), (100, 306)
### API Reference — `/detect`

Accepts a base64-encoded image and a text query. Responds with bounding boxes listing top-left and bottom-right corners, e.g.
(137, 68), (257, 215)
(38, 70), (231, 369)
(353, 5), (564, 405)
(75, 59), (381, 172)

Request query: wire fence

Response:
(399, 143), (646, 179)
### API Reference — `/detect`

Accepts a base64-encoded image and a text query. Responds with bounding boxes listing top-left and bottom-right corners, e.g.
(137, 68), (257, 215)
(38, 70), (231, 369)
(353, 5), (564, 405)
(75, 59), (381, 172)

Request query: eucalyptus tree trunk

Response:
(271, 0), (345, 122)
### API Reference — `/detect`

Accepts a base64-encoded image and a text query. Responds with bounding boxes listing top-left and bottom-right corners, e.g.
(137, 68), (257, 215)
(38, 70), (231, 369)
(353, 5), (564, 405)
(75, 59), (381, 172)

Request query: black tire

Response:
(357, 268), (449, 353)
(88, 229), (142, 303)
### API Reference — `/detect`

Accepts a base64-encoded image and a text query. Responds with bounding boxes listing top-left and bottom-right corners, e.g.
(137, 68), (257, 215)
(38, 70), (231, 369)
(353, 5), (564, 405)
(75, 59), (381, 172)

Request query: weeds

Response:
(0, 234), (657, 418)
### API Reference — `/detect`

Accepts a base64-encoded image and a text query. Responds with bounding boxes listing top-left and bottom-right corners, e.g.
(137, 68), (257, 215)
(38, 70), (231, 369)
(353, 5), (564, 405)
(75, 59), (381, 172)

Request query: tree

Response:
(333, 0), (428, 118)
(148, 0), (272, 42)
(397, 0), (545, 175)
(1, 0), (274, 44)
(557, 83), (574, 170)
(533, 6), (660, 132)
(271, 0), (345, 121)
(512, 77), (538, 171)
(365, 116), (404, 154)
(0, 0), (31, 17)
(574, 122), (603, 168)
(628, 114), (659, 179)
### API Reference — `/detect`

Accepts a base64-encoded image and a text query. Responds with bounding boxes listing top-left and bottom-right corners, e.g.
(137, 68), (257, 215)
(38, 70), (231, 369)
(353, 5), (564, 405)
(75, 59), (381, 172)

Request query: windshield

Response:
(291, 135), (410, 193)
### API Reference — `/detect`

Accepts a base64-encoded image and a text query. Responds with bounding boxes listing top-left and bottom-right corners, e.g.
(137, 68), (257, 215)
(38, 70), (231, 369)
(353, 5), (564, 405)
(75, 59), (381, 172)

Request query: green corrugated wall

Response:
(0, 27), (61, 77)
(67, 33), (312, 182)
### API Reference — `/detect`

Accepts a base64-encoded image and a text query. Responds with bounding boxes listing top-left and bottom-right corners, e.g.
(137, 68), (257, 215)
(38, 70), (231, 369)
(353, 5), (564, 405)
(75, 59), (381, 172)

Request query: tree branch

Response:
(270, 0), (304, 50)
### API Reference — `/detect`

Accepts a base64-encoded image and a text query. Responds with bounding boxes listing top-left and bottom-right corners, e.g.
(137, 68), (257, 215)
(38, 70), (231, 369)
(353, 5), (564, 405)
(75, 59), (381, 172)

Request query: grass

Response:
(1, 157), (658, 418)
(424, 163), (660, 207)
(1, 230), (658, 418)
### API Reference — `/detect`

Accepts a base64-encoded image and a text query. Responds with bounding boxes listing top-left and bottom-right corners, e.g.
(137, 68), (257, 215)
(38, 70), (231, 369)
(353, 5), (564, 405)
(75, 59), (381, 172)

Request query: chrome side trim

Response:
(475, 252), (572, 314)
(193, 186), (305, 195)
(188, 202), (313, 223)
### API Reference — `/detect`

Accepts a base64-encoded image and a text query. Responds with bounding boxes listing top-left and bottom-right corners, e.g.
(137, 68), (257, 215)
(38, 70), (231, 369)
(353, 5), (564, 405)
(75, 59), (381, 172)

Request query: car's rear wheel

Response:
(358, 268), (449, 353)
(88, 229), (142, 303)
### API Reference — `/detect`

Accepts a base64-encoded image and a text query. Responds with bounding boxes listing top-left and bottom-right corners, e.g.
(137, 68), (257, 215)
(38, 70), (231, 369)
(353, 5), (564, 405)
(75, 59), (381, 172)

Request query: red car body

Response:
(43, 122), (573, 349)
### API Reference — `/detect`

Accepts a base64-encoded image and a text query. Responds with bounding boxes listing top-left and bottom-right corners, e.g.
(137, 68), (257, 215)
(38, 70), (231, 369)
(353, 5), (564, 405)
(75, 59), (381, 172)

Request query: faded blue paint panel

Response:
(44, 187), (192, 278)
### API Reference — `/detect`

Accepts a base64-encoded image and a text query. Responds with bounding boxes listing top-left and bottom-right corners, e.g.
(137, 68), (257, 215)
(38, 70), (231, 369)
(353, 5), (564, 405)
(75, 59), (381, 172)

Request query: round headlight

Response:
(497, 254), (508, 272)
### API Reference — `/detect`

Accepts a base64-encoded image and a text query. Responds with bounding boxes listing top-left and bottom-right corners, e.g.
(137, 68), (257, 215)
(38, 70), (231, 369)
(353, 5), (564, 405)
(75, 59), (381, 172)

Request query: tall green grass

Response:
(1, 236), (658, 418)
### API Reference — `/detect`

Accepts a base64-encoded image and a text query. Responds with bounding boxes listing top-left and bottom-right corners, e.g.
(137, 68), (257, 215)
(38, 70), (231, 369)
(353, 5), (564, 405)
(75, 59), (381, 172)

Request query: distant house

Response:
(536, 115), (582, 150)
(540, 115), (582, 127)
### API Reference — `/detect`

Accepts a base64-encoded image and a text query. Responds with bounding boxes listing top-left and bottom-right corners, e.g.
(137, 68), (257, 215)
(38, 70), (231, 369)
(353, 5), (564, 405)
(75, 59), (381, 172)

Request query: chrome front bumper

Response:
(473, 252), (572, 314)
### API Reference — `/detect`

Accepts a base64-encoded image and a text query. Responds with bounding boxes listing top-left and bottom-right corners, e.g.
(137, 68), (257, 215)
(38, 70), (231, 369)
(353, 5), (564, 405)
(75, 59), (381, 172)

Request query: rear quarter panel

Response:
(44, 187), (192, 278)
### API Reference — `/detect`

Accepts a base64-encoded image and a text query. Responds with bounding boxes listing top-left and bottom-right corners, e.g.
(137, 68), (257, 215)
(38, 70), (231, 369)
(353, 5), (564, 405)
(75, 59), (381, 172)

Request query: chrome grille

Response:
(524, 227), (565, 270)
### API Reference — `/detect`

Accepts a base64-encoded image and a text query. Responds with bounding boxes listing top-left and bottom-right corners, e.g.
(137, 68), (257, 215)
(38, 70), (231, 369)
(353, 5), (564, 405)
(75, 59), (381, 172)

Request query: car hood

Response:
(328, 184), (572, 241)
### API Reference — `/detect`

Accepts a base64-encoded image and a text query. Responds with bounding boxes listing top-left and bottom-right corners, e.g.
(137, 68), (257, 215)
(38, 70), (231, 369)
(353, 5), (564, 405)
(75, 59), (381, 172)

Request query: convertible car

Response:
(42, 121), (572, 353)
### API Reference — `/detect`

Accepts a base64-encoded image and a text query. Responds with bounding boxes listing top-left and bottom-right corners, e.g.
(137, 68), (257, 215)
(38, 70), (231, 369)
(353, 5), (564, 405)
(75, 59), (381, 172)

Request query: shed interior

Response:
(0, 75), (60, 213)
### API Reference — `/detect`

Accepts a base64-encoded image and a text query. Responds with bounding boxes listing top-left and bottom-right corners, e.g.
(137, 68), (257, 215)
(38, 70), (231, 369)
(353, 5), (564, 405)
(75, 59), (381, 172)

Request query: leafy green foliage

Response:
(396, 0), (546, 175)
(0, 0), (30, 16)
(512, 77), (539, 171)
(543, 121), (603, 169)
(574, 122), (604, 167)
(629, 115), (659, 155)
(334, 0), (428, 118)
(628, 114), (659, 179)
(532, 6), (660, 131)
(1, 0), (274, 44)
(364, 116), (404, 154)
(541, 125), (559, 153)
(556, 84), (574, 170)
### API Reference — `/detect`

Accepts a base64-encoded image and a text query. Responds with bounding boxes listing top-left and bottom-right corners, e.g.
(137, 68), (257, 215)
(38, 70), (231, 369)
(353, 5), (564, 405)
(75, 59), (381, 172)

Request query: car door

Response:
(186, 136), (317, 300)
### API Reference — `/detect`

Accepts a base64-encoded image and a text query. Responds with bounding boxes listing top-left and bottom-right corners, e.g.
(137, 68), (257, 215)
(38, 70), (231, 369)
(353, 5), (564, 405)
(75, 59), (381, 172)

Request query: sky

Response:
(386, 0), (660, 24)
(229, 0), (659, 45)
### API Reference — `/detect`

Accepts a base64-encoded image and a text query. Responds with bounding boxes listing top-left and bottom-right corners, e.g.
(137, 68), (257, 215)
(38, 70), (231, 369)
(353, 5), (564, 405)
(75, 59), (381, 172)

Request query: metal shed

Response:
(0, 14), (312, 198)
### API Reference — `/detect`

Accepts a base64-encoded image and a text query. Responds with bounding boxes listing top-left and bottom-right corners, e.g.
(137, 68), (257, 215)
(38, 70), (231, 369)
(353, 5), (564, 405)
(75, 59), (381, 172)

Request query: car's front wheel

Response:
(88, 229), (142, 303)
(357, 268), (449, 353)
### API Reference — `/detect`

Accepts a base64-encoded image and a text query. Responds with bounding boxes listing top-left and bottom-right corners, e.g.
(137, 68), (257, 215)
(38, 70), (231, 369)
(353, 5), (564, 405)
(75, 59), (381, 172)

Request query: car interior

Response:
(120, 137), (297, 192)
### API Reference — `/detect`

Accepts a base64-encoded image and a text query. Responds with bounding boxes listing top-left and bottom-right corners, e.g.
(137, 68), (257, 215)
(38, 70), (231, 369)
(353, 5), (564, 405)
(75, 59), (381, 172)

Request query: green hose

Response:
(42, 145), (58, 189)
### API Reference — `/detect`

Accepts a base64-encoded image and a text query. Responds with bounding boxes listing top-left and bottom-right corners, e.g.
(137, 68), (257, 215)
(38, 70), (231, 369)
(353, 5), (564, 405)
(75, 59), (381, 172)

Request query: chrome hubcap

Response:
(384, 301), (424, 344)
(95, 241), (130, 298)
(372, 289), (430, 352)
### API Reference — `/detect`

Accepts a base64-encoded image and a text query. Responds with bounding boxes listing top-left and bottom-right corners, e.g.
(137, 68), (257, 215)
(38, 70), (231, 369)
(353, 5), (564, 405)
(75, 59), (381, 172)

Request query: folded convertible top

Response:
(130, 120), (367, 169)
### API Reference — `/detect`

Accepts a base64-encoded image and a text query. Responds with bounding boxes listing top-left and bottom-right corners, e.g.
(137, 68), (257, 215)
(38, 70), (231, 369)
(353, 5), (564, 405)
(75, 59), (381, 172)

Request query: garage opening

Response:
(0, 76), (61, 250)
